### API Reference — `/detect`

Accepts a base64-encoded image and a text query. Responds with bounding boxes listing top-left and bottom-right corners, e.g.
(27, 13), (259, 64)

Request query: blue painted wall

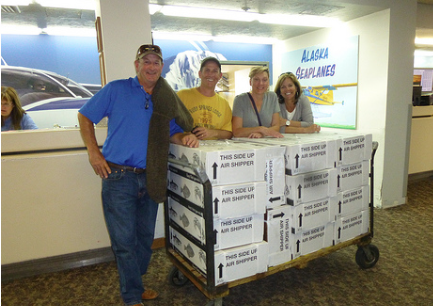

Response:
(1, 34), (101, 84)
(1, 34), (273, 85)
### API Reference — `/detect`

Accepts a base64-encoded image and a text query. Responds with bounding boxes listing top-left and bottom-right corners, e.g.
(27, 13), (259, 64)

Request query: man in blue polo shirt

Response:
(78, 44), (198, 306)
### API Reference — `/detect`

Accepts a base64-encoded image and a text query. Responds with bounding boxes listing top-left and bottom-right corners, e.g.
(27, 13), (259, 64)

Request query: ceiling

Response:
(1, 0), (433, 50)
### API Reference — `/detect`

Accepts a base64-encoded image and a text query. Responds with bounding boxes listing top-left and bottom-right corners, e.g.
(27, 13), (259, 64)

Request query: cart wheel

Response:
(168, 266), (189, 286)
(355, 244), (379, 269)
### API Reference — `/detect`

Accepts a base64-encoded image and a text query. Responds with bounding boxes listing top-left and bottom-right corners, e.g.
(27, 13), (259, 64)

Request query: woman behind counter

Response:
(232, 67), (283, 138)
(275, 72), (320, 133)
(1, 86), (38, 131)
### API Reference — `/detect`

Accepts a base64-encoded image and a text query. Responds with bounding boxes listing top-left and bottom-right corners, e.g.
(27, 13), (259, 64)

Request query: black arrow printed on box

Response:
(212, 162), (218, 179)
(338, 201), (342, 213)
(218, 263), (224, 278)
(339, 147), (343, 161)
(296, 240), (301, 253)
(273, 212), (285, 218)
(269, 196), (281, 202)
(298, 184), (302, 199)
(213, 229), (218, 245)
(298, 213), (303, 227)
(213, 198), (219, 214)
(295, 154), (300, 168)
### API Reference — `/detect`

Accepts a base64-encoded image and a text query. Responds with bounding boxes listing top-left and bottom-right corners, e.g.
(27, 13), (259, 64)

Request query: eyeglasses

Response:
(136, 45), (162, 59)
(1, 102), (13, 107)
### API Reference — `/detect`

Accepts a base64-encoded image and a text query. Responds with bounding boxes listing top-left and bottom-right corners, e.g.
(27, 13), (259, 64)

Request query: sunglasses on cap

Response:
(279, 71), (294, 77)
(136, 44), (162, 59)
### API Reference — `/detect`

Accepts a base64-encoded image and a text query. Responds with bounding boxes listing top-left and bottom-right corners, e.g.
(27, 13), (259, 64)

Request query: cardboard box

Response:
(336, 161), (369, 192)
(289, 197), (334, 233)
(264, 205), (292, 267)
(235, 136), (336, 175)
(335, 134), (372, 165)
(167, 164), (267, 219)
(285, 168), (337, 205)
(291, 222), (334, 259)
(168, 193), (265, 250)
(169, 140), (266, 186)
(334, 210), (370, 244)
(331, 185), (370, 219)
(300, 131), (373, 165)
(214, 241), (269, 285)
(169, 226), (207, 275)
(231, 140), (286, 208)
(214, 213), (264, 250)
(168, 195), (206, 245)
(170, 226), (269, 286)
(167, 164), (206, 207)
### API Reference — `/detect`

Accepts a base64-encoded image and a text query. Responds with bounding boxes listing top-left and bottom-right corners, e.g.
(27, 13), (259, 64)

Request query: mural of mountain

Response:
(163, 50), (227, 91)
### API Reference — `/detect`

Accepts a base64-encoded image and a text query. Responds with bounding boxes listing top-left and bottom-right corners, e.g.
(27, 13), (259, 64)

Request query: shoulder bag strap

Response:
(247, 93), (262, 126)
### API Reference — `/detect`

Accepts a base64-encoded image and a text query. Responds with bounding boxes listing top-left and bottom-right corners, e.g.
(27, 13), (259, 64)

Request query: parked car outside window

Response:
(1, 66), (93, 129)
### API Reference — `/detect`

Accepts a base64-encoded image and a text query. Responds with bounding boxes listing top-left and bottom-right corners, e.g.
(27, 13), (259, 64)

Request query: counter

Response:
(408, 105), (433, 174)
(1, 127), (166, 267)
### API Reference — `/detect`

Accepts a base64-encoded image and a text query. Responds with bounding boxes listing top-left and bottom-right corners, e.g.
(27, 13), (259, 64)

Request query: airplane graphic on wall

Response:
(303, 83), (357, 106)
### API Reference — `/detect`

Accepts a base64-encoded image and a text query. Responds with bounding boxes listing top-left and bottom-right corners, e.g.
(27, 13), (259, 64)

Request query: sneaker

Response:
(142, 289), (159, 300)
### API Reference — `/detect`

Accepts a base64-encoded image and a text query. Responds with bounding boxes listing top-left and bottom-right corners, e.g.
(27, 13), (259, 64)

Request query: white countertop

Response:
(1, 127), (107, 154)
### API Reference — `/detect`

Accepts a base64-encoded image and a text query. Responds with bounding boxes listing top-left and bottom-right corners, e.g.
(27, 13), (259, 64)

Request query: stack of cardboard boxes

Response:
(244, 132), (372, 265)
(242, 135), (338, 266)
(167, 141), (277, 285)
(167, 132), (373, 285)
(298, 132), (372, 245)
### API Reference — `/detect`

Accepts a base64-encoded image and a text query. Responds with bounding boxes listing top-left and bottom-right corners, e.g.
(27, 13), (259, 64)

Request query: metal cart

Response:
(164, 141), (379, 306)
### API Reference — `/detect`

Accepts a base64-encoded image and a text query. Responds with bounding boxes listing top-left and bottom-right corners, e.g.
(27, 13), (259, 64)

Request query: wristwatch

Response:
(285, 120), (291, 126)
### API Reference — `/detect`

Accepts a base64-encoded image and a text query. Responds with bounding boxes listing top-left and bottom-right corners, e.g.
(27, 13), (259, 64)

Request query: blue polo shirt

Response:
(79, 76), (183, 168)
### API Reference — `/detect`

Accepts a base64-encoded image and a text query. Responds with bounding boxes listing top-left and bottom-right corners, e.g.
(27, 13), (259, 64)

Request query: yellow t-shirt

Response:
(177, 88), (232, 139)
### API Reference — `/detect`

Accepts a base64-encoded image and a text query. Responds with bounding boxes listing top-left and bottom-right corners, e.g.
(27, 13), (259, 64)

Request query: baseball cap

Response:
(136, 44), (163, 60)
(200, 57), (221, 71)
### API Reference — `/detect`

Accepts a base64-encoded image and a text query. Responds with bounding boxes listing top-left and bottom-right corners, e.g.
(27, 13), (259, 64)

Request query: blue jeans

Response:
(102, 167), (159, 306)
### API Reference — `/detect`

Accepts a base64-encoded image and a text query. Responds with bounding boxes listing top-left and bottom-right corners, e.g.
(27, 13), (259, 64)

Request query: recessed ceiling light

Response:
(149, 4), (341, 28)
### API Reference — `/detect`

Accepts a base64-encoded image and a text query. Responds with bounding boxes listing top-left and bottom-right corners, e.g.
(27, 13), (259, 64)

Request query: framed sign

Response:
(95, 17), (103, 53)
(99, 53), (106, 86)
(282, 36), (359, 129)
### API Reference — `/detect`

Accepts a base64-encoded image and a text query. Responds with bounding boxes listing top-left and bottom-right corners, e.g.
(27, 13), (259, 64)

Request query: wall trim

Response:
(408, 171), (433, 182)
(1, 238), (166, 282)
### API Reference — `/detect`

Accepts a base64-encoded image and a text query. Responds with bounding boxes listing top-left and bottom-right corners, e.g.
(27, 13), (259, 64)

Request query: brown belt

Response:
(107, 162), (146, 174)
